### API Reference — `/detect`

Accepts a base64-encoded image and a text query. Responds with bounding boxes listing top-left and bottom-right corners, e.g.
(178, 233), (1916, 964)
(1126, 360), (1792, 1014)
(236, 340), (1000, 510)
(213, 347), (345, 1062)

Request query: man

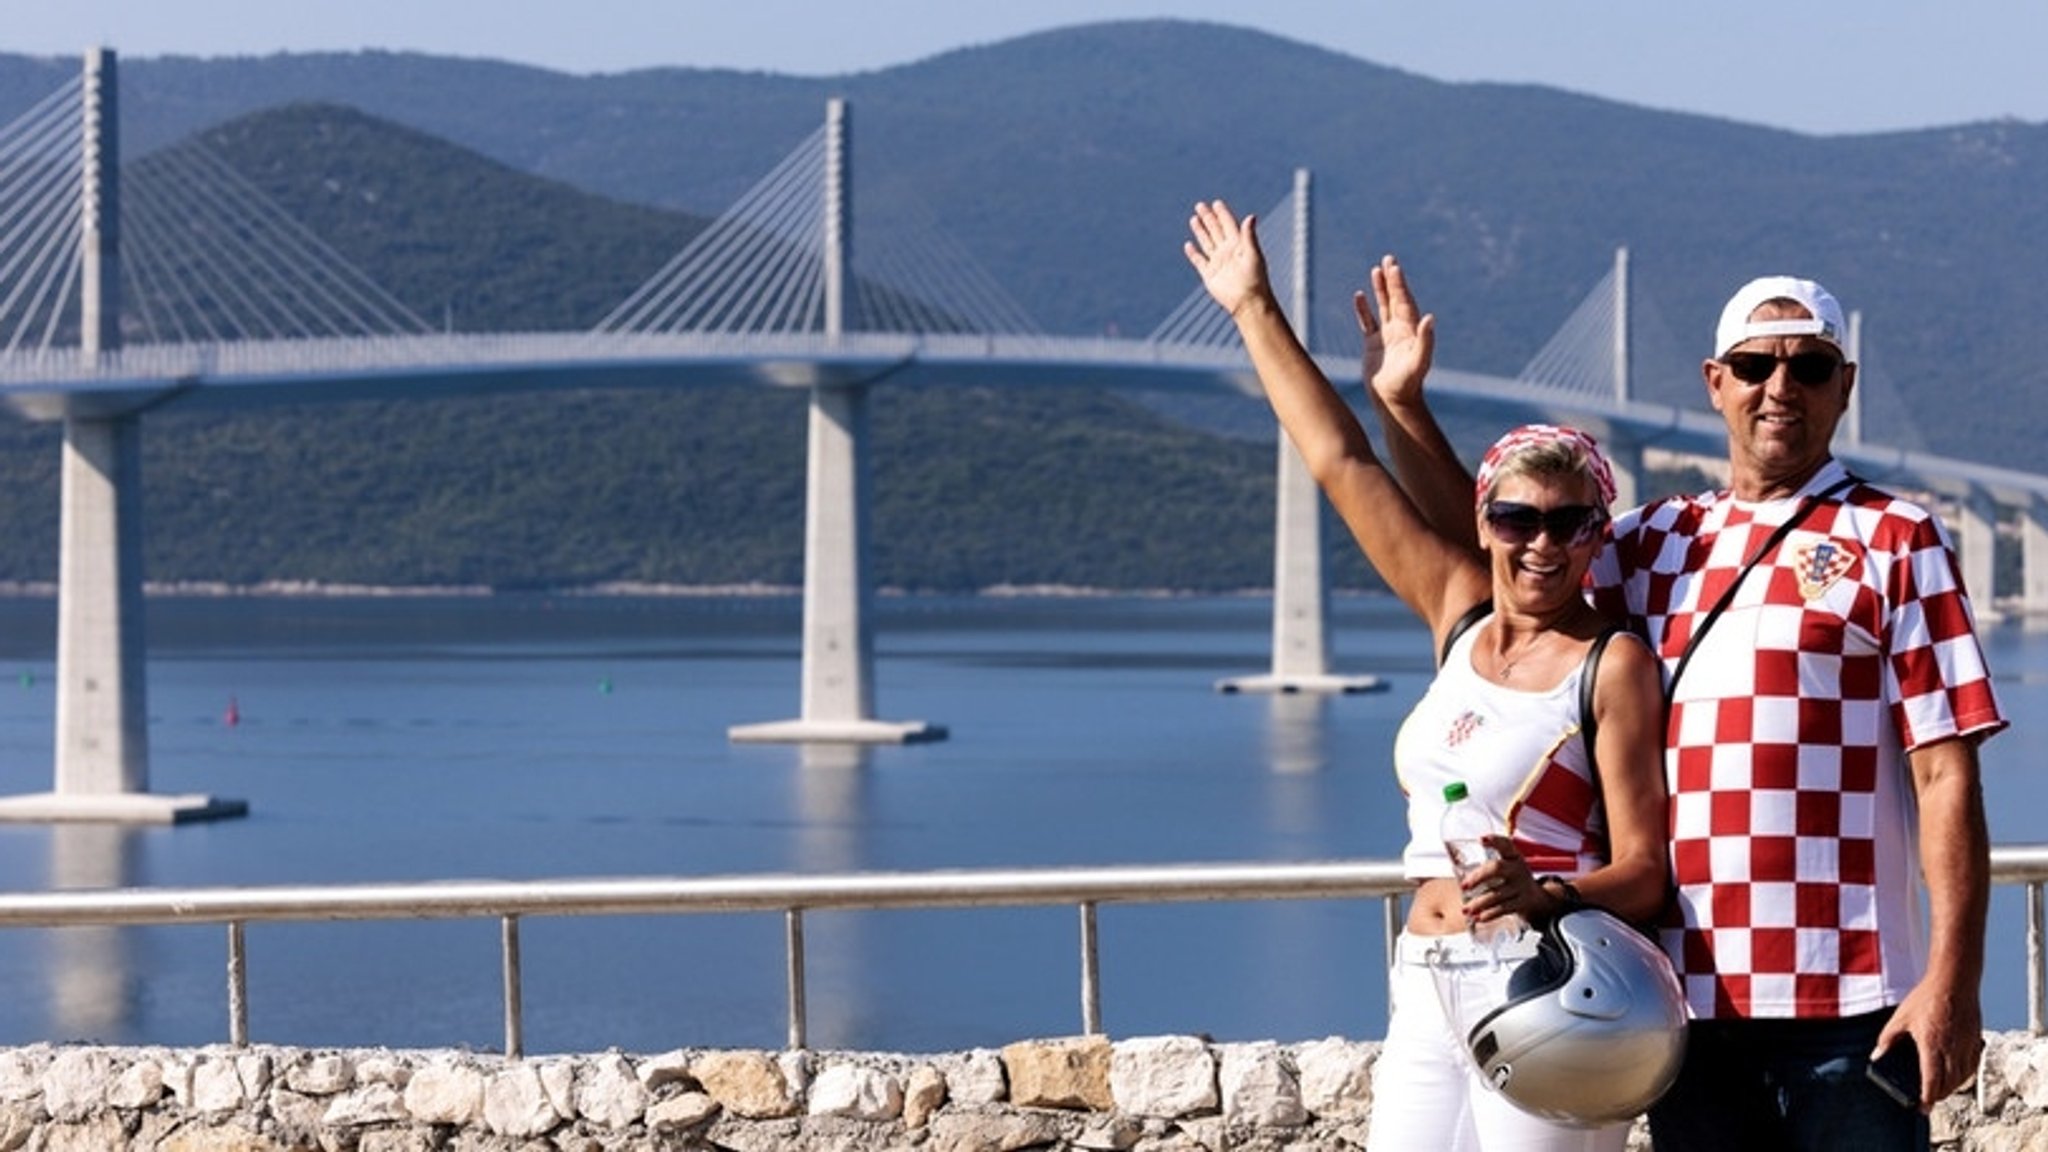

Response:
(1367, 265), (2005, 1150)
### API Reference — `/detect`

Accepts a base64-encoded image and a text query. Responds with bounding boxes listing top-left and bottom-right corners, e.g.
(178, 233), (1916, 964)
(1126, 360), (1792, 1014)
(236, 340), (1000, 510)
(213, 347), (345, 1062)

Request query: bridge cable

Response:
(622, 139), (820, 333)
(699, 144), (828, 334)
(0, 163), (79, 331)
(854, 194), (1040, 336)
(0, 166), (81, 354)
(728, 155), (826, 334)
(124, 164), (293, 341)
(136, 146), (344, 338)
(0, 83), (86, 352)
(117, 204), (188, 343)
(120, 179), (228, 342)
(596, 125), (827, 334)
(597, 121), (1040, 338)
(1518, 264), (1620, 401)
(125, 140), (432, 340)
(0, 75), (83, 189)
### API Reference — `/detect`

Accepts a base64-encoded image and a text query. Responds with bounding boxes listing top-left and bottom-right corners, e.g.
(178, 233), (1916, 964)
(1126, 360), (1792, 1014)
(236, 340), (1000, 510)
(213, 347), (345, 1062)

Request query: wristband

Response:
(1536, 874), (1583, 915)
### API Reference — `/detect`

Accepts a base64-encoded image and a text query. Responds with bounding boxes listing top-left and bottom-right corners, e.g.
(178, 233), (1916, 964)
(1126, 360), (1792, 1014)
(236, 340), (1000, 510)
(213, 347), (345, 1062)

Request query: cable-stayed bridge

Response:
(1, 50), (2043, 823)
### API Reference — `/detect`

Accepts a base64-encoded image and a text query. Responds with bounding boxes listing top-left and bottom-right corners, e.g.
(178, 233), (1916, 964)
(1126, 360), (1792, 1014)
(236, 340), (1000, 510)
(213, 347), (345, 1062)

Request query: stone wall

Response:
(0, 1030), (2043, 1150)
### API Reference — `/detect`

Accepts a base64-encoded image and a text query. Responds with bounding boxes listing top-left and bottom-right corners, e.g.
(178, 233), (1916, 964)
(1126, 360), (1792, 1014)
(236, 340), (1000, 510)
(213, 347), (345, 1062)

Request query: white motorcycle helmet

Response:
(1464, 907), (1688, 1127)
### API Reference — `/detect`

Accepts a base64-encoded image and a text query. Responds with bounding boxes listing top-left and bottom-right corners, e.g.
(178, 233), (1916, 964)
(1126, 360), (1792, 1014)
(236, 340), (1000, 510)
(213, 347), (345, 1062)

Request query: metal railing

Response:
(1, 849), (2044, 1056)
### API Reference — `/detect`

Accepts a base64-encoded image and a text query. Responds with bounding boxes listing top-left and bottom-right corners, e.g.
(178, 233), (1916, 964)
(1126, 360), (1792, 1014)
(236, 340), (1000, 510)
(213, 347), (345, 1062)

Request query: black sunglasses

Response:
(1721, 350), (1841, 386)
(1483, 501), (1608, 547)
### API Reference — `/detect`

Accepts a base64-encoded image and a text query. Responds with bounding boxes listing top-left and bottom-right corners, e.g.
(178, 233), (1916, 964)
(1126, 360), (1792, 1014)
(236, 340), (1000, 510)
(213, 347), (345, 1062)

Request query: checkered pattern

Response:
(1590, 460), (2006, 1019)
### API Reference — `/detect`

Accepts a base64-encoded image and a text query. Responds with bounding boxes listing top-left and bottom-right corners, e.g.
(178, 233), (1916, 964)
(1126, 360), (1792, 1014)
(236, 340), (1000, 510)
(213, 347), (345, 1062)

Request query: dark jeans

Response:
(1648, 1009), (1929, 1151)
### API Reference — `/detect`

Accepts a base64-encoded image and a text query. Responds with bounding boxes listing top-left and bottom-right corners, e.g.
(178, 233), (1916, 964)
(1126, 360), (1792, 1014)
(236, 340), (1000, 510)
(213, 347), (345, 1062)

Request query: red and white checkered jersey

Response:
(1590, 458), (2006, 1020)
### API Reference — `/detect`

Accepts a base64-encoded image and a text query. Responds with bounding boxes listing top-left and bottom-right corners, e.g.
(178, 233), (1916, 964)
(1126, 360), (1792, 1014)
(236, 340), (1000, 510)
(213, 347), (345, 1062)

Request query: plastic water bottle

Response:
(1441, 781), (1524, 948)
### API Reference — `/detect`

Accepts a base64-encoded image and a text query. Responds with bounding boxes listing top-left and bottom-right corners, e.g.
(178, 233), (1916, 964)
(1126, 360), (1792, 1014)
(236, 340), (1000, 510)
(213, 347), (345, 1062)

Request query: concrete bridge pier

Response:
(2022, 498), (2048, 615)
(0, 414), (246, 823)
(730, 382), (943, 745)
(1954, 484), (1999, 619)
(1216, 436), (1382, 694)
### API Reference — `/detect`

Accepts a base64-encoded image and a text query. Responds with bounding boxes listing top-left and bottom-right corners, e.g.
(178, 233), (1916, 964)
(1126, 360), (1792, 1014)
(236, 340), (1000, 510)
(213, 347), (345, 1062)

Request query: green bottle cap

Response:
(1443, 781), (1469, 803)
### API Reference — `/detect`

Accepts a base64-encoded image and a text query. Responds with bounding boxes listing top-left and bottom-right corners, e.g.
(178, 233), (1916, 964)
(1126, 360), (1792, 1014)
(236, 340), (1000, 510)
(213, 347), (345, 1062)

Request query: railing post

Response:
(1079, 901), (1101, 1035)
(2030, 882), (2044, 1036)
(227, 920), (247, 1047)
(502, 914), (523, 1058)
(786, 909), (809, 1050)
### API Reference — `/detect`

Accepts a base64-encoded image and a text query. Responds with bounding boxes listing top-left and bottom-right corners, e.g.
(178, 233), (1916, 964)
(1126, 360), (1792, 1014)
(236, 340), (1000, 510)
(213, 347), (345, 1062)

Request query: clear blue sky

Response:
(14, 1), (2045, 136)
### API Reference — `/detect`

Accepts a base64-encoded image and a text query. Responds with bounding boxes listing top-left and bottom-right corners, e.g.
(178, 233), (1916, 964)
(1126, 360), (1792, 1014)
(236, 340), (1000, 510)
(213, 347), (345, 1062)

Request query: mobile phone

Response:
(1866, 1036), (1921, 1109)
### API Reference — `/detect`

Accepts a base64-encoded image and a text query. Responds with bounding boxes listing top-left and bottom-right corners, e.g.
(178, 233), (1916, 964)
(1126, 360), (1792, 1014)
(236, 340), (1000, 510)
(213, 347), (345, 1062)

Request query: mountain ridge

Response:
(2, 19), (2028, 464)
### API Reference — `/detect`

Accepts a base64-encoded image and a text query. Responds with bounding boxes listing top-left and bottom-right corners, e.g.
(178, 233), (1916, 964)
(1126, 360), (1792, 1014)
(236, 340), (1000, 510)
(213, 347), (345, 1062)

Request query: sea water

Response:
(0, 594), (2038, 1055)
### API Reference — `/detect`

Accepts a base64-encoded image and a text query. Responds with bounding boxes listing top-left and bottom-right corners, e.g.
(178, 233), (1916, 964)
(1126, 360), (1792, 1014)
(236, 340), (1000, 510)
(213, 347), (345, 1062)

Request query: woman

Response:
(1185, 201), (1670, 1150)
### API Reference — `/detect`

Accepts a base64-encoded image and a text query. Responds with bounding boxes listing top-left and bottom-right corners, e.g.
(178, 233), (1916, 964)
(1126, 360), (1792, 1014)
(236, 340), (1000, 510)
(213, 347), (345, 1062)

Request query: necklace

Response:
(1494, 639), (1539, 680)
(1490, 624), (1559, 682)
(1489, 603), (1598, 681)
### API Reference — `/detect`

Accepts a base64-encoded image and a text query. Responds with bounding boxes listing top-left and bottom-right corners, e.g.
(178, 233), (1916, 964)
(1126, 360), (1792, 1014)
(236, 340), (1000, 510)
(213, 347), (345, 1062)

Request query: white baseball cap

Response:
(1713, 275), (1849, 359)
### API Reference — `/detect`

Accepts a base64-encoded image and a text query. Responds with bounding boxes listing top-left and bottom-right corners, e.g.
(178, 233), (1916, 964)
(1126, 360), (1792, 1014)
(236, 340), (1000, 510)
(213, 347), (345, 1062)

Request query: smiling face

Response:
(1705, 298), (1856, 501)
(1477, 470), (1607, 613)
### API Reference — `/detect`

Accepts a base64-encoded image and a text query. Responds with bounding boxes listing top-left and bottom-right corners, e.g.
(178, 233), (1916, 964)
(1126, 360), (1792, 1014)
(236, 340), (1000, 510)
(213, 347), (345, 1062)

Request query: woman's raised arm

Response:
(1184, 201), (1485, 634)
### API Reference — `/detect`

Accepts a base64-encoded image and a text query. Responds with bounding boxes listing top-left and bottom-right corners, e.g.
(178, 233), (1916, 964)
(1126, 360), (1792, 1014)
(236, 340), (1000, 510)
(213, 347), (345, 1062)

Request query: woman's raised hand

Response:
(1183, 200), (1273, 318)
(1356, 255), (1436, 406)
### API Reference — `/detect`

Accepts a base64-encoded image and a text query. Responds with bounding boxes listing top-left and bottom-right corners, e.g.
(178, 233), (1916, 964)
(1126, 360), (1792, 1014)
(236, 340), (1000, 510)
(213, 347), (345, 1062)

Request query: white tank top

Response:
(1392, 614), (1610, 880)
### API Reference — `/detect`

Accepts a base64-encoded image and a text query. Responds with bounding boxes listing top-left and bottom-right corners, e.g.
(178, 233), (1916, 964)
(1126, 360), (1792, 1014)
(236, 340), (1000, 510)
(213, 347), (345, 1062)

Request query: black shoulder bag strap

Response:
(1577, 625), (1626, 780)
(1438, 598), (1494, 667)
(1663, 475), (1858, 703)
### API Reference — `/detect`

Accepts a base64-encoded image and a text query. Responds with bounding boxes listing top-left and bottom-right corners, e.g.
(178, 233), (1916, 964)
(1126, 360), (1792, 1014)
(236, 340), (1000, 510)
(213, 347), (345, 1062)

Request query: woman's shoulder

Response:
(1433, 597), (1494, 665)
(1587, 625), (1661, 695)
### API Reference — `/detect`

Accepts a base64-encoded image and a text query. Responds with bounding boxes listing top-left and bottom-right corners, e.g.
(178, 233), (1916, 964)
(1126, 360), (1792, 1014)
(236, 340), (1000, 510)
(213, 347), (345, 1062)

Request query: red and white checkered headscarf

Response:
(1473, 424), (1617, 510)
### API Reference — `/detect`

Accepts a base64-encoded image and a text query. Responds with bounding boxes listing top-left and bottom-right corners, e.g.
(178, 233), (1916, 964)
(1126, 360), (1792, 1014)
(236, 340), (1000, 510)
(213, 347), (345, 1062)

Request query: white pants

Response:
(1366, 931), (1631, 1152)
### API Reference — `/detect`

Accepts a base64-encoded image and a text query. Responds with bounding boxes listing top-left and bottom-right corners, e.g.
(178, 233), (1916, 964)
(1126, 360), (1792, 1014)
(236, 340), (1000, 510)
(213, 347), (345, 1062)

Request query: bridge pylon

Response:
(1217, 169), (1384, 696)
(0, 48), (245, 823)
(730, 98), (945, 746)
